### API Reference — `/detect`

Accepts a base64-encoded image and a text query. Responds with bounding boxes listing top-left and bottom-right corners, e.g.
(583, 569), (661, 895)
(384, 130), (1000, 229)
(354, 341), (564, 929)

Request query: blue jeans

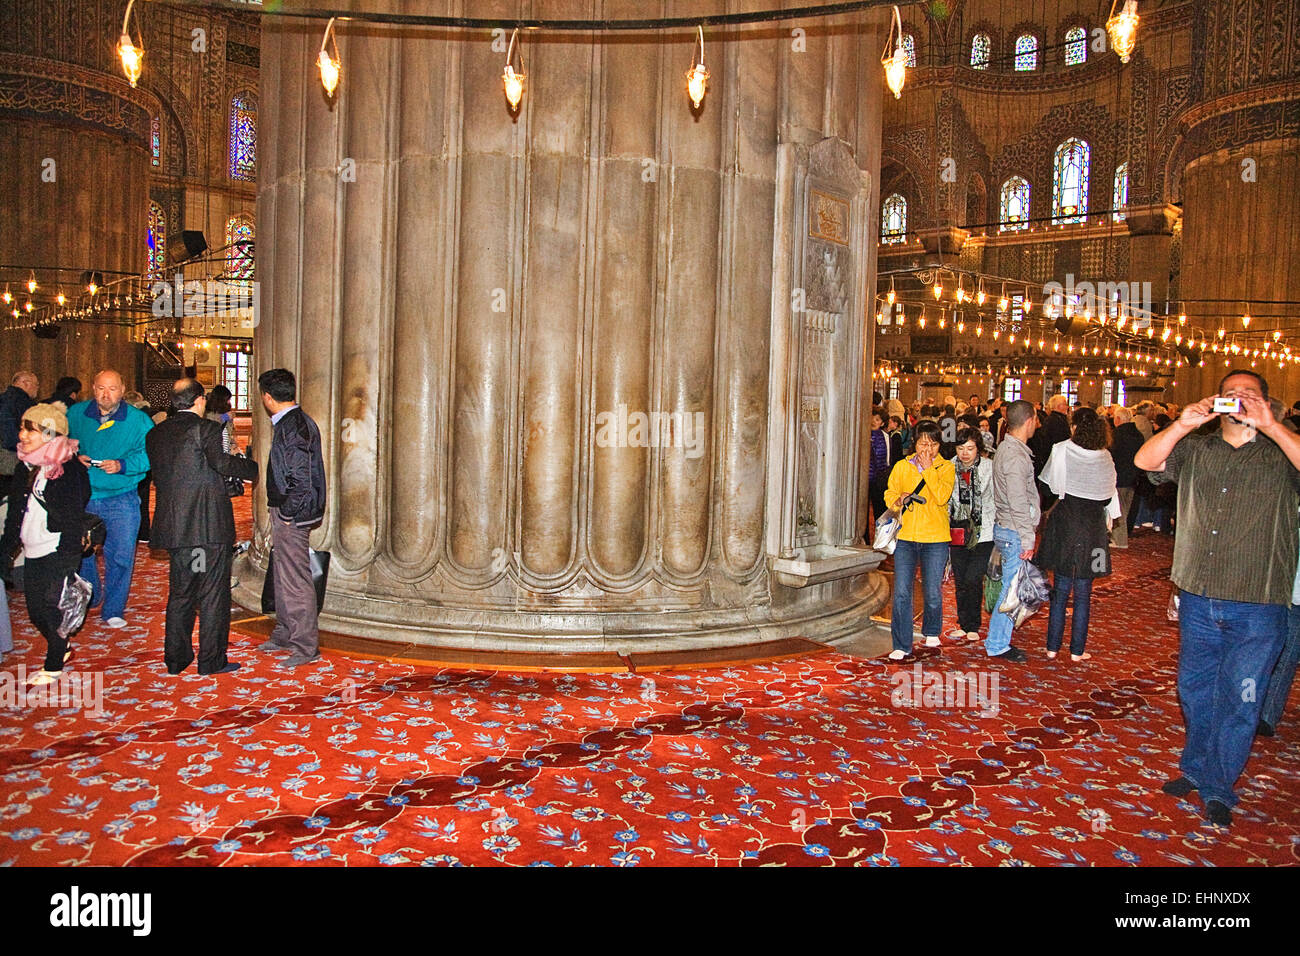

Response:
(891, 540), (948, 653)
(1260, 603), (1300, 730)
(1176, 591), (1286, 807)
(1046, 573), (1093, 656)
(80, 489), (143, 621)
(985, 525), (1023, 657)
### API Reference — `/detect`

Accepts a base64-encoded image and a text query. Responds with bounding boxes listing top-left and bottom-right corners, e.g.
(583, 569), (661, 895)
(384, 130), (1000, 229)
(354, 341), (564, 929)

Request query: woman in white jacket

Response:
(946, 426), (997, 642)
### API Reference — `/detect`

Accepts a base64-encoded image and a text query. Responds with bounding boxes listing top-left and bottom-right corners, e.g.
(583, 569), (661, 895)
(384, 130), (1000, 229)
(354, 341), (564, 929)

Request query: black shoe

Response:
(1204, 800), (1232, 827)
(993, 646), (1027, 662)
(1161, 776), (1195, 797)
(199, 662), (241, 675)
(1257, 719), (1276, 737)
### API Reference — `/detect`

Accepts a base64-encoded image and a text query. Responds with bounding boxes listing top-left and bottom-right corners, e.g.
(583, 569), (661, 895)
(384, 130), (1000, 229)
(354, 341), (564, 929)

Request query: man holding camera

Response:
(1135, 370), (1300, 827)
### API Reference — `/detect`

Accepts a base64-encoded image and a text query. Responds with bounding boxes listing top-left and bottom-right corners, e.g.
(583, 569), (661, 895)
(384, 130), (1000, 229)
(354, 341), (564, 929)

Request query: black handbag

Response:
(260, 545), (330, 614)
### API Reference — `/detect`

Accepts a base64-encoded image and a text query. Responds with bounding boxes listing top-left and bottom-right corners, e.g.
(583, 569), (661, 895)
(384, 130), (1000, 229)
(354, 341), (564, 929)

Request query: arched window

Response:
(902, 34), (916, 68)
(1000, 177), (1031, 231)
(970, 33), (991, 69)
(151, 114), (161, 167)
(1052, 138), (1090, 224)
(147, 202), (166, 280)
(881, 193), (907, 244)
(1014, 34), (1038, 71)
(1113, 162), (1129, 222)
(1064, 26), (1087, 65)
(229, 92), (257, 182)
(226, 215), (255, 282)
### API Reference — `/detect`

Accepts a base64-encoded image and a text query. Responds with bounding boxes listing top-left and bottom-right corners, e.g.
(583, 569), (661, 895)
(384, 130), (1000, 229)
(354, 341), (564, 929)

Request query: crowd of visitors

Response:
(868, 373), (1300, 825)
(1, 366), (325, 686)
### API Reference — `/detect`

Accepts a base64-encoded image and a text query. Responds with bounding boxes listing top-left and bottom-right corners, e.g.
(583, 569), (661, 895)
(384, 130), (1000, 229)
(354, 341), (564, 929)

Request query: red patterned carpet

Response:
(1, 498), (1297, 867)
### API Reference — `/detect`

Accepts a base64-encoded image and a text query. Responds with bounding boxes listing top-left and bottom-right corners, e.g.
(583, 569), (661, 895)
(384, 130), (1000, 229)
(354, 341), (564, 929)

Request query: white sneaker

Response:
(923, 636), (941, 647)
(887, 649), (907, 661)
(104, 617), (127, 629)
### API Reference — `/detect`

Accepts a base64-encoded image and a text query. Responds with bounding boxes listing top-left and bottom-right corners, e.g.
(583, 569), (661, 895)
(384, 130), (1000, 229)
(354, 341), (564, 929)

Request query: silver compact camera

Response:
(1213, 397), (1241, 415)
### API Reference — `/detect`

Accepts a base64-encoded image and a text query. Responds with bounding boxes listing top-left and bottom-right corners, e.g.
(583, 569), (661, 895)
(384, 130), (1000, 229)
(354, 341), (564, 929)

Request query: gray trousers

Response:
(269, 506), (319, 656)
(1111, 487), (1134, 548)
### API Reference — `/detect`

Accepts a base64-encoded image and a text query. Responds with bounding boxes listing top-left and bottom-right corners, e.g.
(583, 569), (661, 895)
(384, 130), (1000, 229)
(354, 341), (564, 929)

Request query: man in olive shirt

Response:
(1136, 370), (1300, 827)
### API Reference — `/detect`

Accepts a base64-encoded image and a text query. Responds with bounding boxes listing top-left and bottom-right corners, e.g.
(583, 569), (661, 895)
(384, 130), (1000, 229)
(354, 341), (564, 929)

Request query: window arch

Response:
(226, 215), (255, 283)
(970, 33), (991, 69)
(902, 34), (916, 68)
(881, 193), (907, 244)
(147, 202), (166, 279)
(1014, 34), (1038, 71)
(1064, 26), (1087, 65)
(1000, 177), (1031, 231)
(229, 91), (257, 182)
(1052, 138), (1090, 224)
(1113, 162), (1129, 222)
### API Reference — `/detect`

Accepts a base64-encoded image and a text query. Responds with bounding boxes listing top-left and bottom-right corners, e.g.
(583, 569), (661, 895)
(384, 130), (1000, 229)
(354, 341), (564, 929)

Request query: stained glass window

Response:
(1014, 34), (1038, 71)
(1000, 176), (1031, 231)
(229, 92), (257, 182)
(1113, 162), (1129, 222)
(1011, 292), (1025, 325)
(881, 193), (907, 244)
(1052, 138), (1090, 224)
(1065, 26), (1087, 65)
(226, 215), (254, 283)
(902, 34), (916, 68)
(148, 202), (165, 280)
(1003, 378), (1022, 402)
(970, 34), (991, 69)
(151, 114), (161, 167)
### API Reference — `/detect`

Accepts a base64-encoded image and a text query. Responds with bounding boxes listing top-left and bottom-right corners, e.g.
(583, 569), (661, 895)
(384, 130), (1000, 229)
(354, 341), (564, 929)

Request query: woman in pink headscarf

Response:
(0, 403), (90, 685)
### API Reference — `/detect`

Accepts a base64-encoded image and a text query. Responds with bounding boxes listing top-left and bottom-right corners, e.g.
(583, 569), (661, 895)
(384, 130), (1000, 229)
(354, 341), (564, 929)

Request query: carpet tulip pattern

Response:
(1, 498), (1297, 866)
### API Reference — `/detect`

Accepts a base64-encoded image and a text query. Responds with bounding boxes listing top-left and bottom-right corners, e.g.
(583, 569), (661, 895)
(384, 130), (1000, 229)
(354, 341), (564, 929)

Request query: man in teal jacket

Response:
(67, 369), (154, 628)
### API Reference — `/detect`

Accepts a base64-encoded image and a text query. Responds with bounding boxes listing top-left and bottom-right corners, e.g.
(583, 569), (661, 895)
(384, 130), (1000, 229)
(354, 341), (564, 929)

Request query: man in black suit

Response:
(146, 379), (258, 675)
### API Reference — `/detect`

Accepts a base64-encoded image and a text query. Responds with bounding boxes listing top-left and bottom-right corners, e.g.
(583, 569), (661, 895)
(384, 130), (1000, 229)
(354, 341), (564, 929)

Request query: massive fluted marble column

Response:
(239, 0), (889, 650)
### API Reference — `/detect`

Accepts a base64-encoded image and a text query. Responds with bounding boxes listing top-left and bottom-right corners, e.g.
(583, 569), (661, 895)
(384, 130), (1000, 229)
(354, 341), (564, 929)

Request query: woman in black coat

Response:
(0, 403), (91, 685)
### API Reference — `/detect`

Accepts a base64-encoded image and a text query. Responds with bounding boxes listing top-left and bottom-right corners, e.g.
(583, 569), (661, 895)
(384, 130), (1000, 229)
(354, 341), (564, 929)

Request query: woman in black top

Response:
(0, 403), (91, 684)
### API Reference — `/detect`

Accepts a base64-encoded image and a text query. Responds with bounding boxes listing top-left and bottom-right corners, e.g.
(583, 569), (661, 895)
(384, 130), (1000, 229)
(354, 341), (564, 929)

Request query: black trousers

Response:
(24, 552), (80, 672)
(949, 539), (994, 634)
(165, 543), (233, 674)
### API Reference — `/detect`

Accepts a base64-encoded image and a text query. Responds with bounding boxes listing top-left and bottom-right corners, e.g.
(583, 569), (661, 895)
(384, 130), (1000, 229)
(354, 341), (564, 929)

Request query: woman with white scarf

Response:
(946, 426), (996, 642)
(1036, 406), (1121, 661)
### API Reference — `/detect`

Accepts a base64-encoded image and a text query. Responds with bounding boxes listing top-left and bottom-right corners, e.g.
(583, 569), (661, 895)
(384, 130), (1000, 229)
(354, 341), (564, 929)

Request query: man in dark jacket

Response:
(1109, 405), (1145, 548)
(257, 368), (326, 668)
(147, 379), (258, 675)
(0, 370), (39, 454)
(40, 376), (82, 409)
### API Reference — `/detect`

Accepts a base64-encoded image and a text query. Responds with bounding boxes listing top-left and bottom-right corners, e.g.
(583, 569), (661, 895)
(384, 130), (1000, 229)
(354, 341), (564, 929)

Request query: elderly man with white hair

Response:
(67, 369), (154, 628)
(1109, 404), (1144, 548)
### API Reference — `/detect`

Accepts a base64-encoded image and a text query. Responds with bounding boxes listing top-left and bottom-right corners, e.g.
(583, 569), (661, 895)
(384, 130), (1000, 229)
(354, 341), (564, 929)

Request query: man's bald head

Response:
(92, 369), (126, 414)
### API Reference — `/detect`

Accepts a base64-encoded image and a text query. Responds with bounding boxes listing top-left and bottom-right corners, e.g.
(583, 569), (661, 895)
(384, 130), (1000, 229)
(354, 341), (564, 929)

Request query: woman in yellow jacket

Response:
(884, 420), (956, 661)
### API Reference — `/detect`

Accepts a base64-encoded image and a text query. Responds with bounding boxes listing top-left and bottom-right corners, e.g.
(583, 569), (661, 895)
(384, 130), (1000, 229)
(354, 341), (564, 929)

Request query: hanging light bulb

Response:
(976, 279), (986, 307)
(686, 25), (710, 109)
(992, 327), (1000, 340)
(886, 277), (896, 306)
(882, 6), (907, 99)
(26, 272), (37, 294)
(503, 28), (526, 111)
(1161, 325), (1171, 341)
(933, 280), (943, 300)
(1, 285), (10, 305)
(1241, 309), (1251, 328)
(1107, 0), (1140, 64)
(118, 0), (144, 88)
(1178, 311), (1187, 325)
(975, 322), (983, 337)
(1023, 292), (1033, 315)
(56, 288), (66, 306)
(918, 313), (927, 329)
(318, 17), (341, 97)
(24, 301), (33, 312)
(88, 278), (98, 296)
(1217, 327), (1226, 339)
